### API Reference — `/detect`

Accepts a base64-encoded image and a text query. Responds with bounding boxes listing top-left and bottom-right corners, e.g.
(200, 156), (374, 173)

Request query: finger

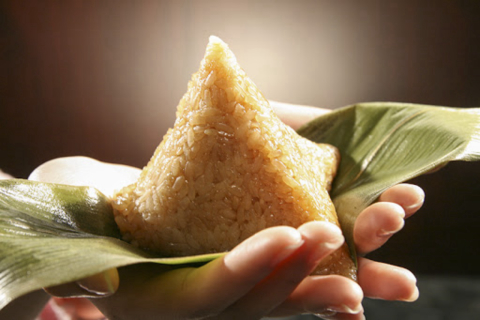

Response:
(180, 226), (306, 318)
(320, 312), (366, 320)
(354, 202), (405, 255)
(76, 268), (119, 296)
(45, 268), (119, 298)
(357, 257), (419, 302)
(28, 156), (141, 197)
(221, 221), (345, 319)
(0, 170), (13, 180)
(101, 226), (305, 319)
(270, 100), (330, 130)
(267, 275), (363, 318)
(378, 183), (425, 217)
(51, 298), (105, 320)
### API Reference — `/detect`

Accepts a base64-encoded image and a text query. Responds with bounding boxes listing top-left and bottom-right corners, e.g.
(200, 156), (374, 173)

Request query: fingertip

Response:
(377, 213), (405, 237)
(355, 202), (405, 254)
(318, 312), (366, 320)
(224, 225), (304, 270)
(273, 275), (364, 318)
(395, 268), (419, 302)
(358, 258), (419, 302)
(76, 268), (119, 296)
(45, 268), (119, 299)
(404, 285), (420, 302)
(298, 221), (344, 245)
(379, 184), (425, 217)
(297, 222), (345, 264)
(270, 100), (330, 129)
(403, 186), (425, 215)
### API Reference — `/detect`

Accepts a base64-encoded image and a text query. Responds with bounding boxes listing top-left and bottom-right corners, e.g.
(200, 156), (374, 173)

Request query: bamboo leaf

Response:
(0, 179), (120, 238)
(0, 179), (223, 309)
(1, 103), (479, 310)
(297, 103), (480, 258)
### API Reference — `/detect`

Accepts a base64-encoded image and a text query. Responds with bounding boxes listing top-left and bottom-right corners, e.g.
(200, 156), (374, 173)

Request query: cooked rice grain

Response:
(112, 36), (356, 280)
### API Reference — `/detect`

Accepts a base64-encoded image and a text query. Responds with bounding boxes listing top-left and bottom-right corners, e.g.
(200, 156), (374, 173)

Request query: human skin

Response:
(2, 102), (423, 320)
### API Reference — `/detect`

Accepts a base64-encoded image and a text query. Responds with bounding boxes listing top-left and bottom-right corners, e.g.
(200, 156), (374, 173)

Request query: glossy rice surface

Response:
(112, 36), (356, 279)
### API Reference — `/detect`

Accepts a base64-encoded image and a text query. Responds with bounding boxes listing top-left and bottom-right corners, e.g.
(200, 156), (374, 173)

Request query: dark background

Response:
(1, 1), (480, 317)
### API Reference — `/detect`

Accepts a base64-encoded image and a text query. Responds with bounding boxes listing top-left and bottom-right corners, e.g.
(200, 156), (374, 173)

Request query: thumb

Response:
(269, 100), (330, 130)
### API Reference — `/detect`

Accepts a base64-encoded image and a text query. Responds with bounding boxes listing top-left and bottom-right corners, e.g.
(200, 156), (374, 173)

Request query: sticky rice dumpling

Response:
(112, 36), (356, 279)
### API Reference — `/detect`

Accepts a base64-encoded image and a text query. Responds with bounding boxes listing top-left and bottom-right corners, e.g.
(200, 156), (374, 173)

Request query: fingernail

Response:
(322, 224), (344, 249)
(405, 201), (423, 211)
(76, 268), (119, 296)
(311, 228), (344, 263)
(271, 239), (305, 266)
(321, 235), (344, 251)
(378, 228), (399, 237)
(314, 310), (337, 318)
(317, 236), (345, 254)
(403, 285), (420, 302)
(316, 309), (365, 320)
(405, 186), (425, 211)
(377, 212), (405, 237)
(328, 302), (363, 314)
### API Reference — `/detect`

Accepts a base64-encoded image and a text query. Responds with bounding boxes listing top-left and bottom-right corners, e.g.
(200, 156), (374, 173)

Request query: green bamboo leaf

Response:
(0, 179), (120, 238)
(0, 179), (223, 309)
(297, 102), (480, 259)
(1, 103), (479, 310)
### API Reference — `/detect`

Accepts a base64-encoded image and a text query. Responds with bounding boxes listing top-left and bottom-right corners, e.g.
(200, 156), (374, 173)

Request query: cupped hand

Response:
(29, 102), (424, 320)
(273, 101), (423, 317)
(31, 156), (422, 320)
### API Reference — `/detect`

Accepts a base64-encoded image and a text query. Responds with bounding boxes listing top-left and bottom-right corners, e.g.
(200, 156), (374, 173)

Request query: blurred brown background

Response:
(1, 0), (479, 279)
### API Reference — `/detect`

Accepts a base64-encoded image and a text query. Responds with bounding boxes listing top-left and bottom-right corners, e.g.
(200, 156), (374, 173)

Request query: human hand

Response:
(28, 102), (423, 319)
(273, 101), (423, 317)
(31, 156), (422, 320)
(0, 169), (13, 180)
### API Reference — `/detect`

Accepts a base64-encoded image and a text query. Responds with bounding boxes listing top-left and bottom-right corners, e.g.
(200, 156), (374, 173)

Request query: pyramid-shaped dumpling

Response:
(112, 36), (355, 279)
